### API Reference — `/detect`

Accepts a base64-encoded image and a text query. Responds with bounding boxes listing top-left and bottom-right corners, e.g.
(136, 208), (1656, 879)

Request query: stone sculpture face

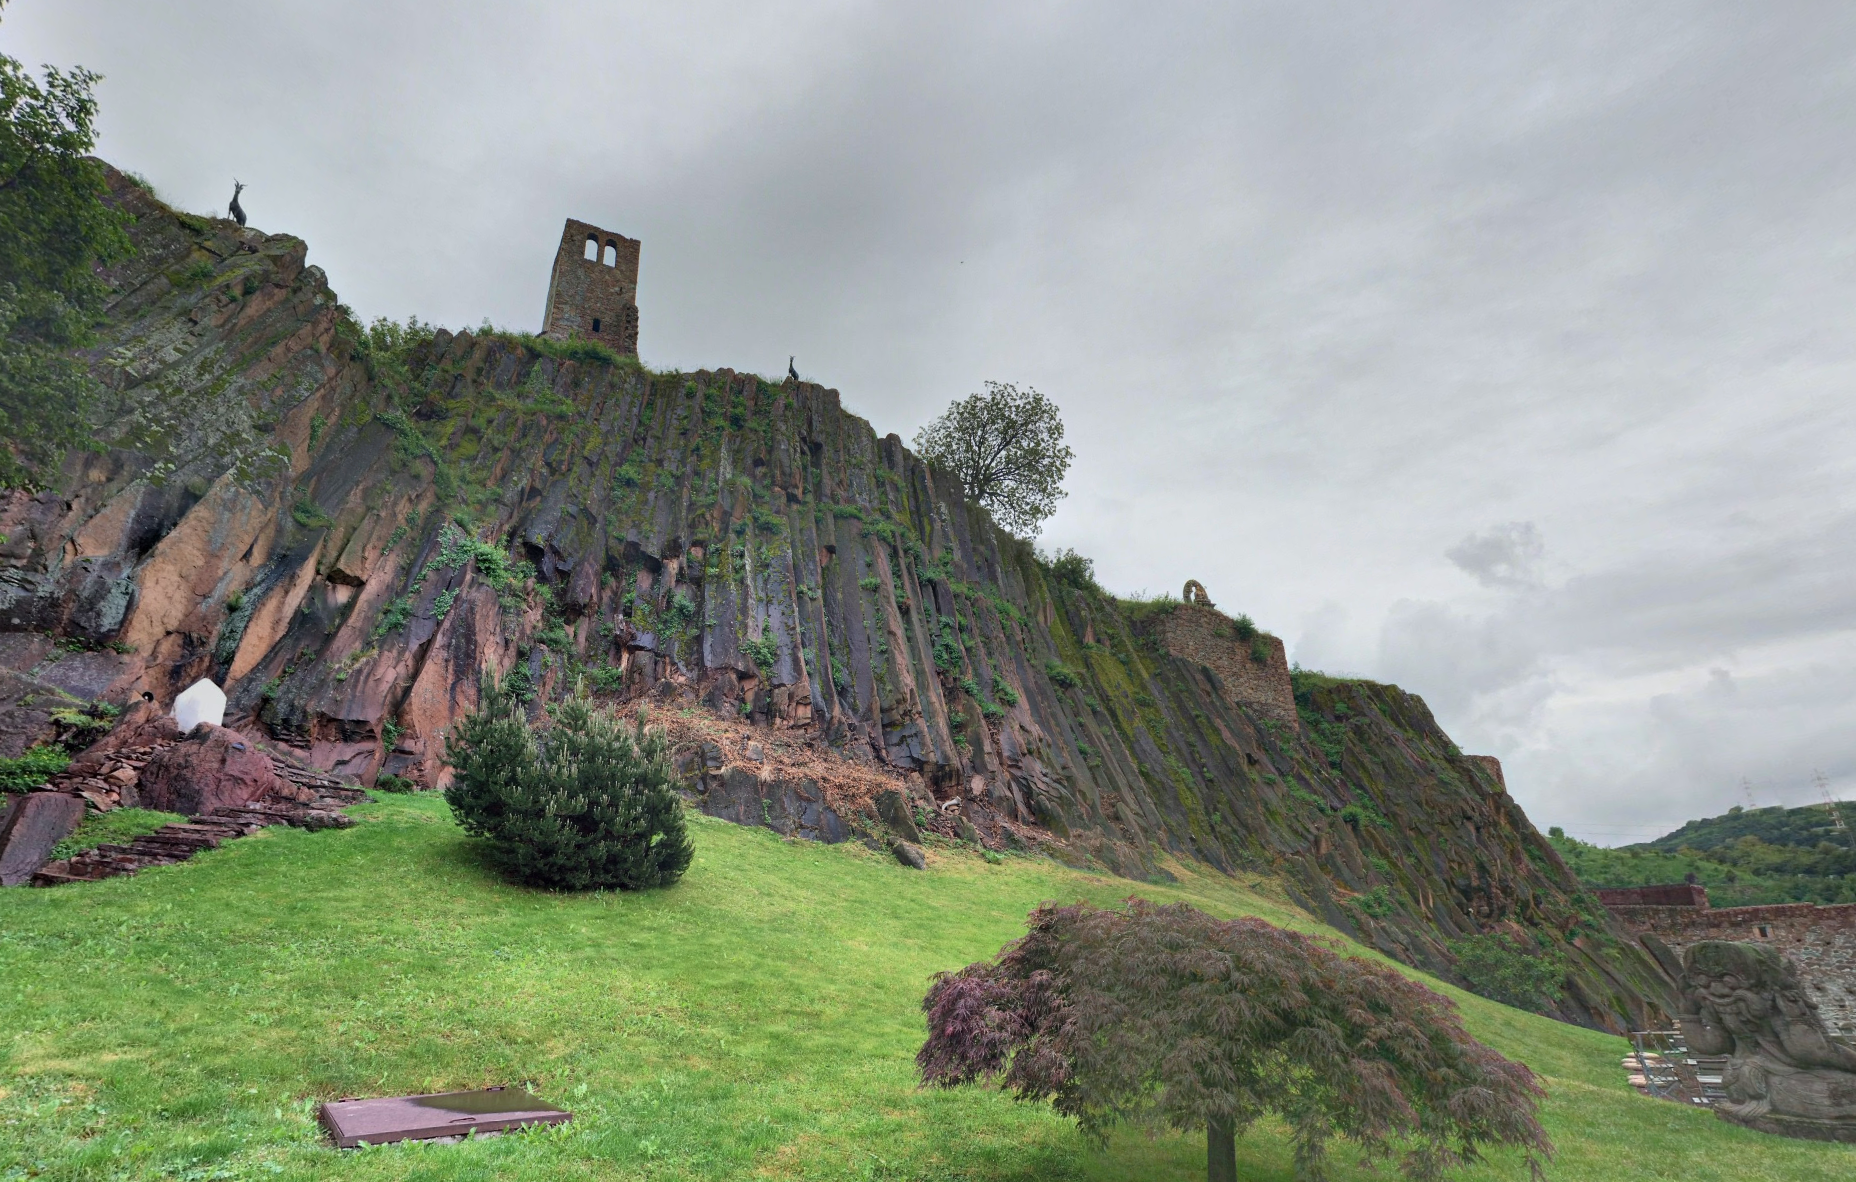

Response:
(1678, 940), (1856, 1142)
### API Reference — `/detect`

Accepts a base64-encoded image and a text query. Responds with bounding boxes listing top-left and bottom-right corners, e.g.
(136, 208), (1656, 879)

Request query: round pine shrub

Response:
(444, 675), (694, 890)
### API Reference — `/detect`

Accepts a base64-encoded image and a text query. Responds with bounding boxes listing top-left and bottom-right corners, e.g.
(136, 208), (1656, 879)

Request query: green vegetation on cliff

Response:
(0, 151), (1670, 1034)
(0, 800), (1845, 1181)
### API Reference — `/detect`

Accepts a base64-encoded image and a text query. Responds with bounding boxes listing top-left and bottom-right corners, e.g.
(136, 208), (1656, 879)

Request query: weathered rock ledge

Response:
(0, 163), (1674, 1031)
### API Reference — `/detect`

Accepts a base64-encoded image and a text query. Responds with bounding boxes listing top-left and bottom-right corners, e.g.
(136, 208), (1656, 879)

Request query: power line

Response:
(1817, 770), (1852, 853)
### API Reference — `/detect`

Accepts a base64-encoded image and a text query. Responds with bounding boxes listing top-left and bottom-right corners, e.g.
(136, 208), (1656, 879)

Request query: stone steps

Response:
(30, 785), (361, 887)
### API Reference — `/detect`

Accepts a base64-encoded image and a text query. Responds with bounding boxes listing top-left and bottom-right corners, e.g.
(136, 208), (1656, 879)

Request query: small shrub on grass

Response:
(373, 774), (416, 794)
(0, 744), (70, 791)
(920, 899), (1551, 1182)
(445, 674), (694, 890)
(1450, 934), (1567, 1014)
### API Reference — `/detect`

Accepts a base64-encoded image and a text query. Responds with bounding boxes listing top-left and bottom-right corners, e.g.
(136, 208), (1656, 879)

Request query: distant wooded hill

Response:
(1550, 800), (1856, 907)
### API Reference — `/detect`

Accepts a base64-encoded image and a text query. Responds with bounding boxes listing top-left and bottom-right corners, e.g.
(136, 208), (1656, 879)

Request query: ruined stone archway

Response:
(1182, 579), (1212, 607)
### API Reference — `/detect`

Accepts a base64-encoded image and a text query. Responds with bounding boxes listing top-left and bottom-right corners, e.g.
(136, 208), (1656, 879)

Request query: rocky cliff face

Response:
(0, 166), (1671, 1030)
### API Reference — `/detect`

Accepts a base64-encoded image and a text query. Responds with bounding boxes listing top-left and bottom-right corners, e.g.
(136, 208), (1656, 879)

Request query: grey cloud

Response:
(1446, 522), (1546, 589)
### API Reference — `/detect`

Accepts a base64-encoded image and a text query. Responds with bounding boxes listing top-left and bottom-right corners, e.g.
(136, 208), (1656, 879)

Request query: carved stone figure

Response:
(788, 356), (799, 382)
(229, 179), (246, 227)
(1678, 940), (1856, 1141)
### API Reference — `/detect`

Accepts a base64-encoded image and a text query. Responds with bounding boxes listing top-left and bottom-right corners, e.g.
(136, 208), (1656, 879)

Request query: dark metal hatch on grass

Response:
(318, 1087), (572, 1147)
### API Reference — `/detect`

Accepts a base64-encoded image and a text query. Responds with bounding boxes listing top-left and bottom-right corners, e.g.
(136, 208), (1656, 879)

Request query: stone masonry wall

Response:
(1597, 883), (1710, 908)
(541, 218), (640, 354)
(1158, 603), (1296, 722)
(1607, 901), (1856, 1036)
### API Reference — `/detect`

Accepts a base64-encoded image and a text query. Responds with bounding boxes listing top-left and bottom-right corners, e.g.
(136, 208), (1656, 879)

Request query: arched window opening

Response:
(603, 241), (618, 266)
(591, 318), (602, 334)
(583, 234), (599, 261)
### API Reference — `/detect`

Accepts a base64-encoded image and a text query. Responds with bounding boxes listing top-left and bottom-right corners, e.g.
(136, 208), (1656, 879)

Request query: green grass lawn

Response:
(2, 796), (1849, 1181)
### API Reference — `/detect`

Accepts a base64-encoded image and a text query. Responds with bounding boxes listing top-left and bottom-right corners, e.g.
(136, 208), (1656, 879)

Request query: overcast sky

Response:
(11, 1), (1856, 844)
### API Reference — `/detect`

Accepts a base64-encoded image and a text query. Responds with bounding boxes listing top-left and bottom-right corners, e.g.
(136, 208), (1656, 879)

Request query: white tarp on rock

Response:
(172, 678), (226, 733)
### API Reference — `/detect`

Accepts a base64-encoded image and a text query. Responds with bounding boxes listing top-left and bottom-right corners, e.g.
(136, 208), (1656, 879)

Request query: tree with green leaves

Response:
(445, 673), (694, 890)
(919, 899), (1551, 1182)
(1449, 934), (1566, 1014)
(913, 381), (1073, 537)
(0, 0), (131, 489)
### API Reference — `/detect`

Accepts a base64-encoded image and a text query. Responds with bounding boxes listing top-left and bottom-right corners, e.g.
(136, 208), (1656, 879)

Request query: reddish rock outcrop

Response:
(0, 792), (86, 885)
(0, 160), (1675, 1031)
(136, 724), (283, 816)
(86, 699), (183, 756)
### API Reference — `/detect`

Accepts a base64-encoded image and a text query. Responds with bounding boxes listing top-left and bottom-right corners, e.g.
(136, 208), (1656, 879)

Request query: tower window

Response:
(603, 241), (618, 266)
(584, 234), (599, 261)
(591, 318), (602, 333)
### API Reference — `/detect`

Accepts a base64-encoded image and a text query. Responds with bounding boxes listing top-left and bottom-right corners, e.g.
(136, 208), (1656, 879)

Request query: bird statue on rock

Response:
(229, 180), (246, 227)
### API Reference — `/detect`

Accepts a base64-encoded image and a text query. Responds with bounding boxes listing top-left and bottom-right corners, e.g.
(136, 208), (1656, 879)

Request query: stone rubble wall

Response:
(541, 217), (640, 354)
(1597, 883), (1710, 908)
(1155, 604), (1296, 723)
(1607, 901), (1856, 1036)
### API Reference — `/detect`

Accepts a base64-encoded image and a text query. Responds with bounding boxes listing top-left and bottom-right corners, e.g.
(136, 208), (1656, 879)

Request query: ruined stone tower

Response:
(541, 218), (640, 355)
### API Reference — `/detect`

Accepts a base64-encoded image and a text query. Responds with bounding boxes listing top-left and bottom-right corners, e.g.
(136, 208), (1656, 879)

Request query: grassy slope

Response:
(1, 799), (1849, 1181)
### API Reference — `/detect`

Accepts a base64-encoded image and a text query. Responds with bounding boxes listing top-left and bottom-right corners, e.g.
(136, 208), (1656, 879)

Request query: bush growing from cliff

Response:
(445, 674), (693, 891)
(1450, 934), (1565, 1014)
(0, 743), (70, 791)
(920, 899), (1551, 1182)
(1042, 546), (1100, 594)
(0, 4), (132, 489)
(914, 381), (1073, 537)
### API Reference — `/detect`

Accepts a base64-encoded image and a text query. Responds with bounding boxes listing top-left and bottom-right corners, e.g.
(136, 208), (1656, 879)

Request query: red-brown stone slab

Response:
(137, 723), (281, 816)
(318, 1088), (572, 1147)
(0, 792), (85, 886)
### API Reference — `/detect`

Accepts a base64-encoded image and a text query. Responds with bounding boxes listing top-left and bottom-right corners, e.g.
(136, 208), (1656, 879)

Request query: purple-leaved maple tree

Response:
(918, 899), (1551, 1182)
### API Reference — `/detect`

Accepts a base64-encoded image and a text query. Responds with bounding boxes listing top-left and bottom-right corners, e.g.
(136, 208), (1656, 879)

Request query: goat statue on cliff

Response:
(1678, 940), (1856, 1142)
